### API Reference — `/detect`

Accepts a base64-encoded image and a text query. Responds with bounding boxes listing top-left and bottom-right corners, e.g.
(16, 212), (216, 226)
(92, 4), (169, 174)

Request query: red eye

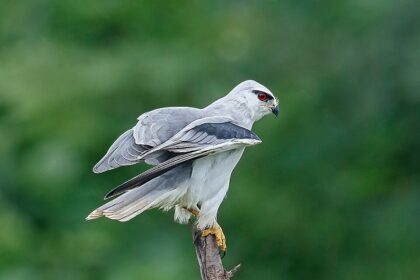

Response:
(258, 93), (268, 101)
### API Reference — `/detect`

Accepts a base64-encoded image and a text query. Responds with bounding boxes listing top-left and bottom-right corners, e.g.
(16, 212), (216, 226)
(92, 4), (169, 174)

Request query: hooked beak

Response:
(271, 105), (279, 117)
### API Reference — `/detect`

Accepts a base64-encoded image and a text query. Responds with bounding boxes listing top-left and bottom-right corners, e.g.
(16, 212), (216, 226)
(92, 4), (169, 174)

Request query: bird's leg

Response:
(183, 207), (200, 217)
(202, 223), (227, 252)
(184, 207), (226, 252)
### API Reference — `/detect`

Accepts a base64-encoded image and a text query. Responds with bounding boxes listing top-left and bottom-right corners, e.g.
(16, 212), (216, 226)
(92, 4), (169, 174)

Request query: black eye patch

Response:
(252, 90), (274, 100)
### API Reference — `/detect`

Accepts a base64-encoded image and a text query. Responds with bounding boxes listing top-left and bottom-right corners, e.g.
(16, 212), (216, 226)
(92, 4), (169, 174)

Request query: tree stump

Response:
(191, 224), (241, 280)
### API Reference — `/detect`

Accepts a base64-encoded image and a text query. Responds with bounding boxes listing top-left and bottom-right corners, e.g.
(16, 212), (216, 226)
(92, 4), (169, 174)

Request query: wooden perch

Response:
(191, 223), (241, 280)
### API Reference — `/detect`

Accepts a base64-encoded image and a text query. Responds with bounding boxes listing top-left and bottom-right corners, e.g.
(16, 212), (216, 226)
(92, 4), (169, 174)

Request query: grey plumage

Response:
(93, 129), (147, 173)
(88, 162), (194, 222)
(93, 107), (202, 172)
(105, 120), (261, 199)
(87, 80), (279, 230)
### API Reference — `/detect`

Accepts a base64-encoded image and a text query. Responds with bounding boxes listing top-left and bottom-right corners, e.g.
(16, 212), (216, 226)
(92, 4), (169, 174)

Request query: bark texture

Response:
(192, 224), (241, 280)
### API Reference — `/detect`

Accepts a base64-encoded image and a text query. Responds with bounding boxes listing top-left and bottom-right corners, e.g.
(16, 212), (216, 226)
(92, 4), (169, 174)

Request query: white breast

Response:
(183, 148), (245, 208)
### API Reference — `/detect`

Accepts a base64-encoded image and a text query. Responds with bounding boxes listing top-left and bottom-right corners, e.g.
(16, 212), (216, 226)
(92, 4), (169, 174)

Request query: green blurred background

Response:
(0, 0), (419, 279)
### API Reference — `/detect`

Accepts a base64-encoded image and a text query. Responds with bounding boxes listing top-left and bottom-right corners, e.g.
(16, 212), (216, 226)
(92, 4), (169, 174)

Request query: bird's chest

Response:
(187, 148), (245, 204)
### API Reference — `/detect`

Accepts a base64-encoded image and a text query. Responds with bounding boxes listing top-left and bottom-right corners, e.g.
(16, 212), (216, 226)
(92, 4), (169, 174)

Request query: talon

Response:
(183, 207), (200, 217)
(201, 223), (227, 252)
(190, 209), (200, 217)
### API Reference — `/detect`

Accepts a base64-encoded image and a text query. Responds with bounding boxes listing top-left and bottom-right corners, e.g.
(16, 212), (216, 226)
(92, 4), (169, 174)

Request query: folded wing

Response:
(104, 117), (262, 199)
(93, 107), (202, 173)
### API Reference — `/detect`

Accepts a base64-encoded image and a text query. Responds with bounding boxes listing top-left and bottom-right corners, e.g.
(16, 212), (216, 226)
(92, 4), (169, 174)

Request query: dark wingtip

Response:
(250, 131), (262, 142)
(104, 190), (121, 200)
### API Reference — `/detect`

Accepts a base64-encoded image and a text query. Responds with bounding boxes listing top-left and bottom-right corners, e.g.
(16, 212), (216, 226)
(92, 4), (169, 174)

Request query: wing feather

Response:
(93, 107), (203, 173)
(104, 119), (262, 199)
(93, 129), (149, 173)
(105, 151), (209, 199)
(138, 117), (261, 157)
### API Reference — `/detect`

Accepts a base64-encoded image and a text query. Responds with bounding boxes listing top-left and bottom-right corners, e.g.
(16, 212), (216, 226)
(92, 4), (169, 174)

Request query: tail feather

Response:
(86, 186), (188, 222)
(86, 163), (192, 222)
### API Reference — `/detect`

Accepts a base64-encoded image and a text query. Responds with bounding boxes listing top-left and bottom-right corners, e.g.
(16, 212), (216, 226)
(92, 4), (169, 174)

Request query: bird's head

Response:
(227, 80), (279, 122)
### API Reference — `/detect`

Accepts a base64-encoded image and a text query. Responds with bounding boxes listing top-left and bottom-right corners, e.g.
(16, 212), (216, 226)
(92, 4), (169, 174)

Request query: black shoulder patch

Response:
(193, 122), (261, 141)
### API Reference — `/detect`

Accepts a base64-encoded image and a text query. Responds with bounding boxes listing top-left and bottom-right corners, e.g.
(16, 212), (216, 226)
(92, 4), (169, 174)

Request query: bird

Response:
(86, 80), (279, 252)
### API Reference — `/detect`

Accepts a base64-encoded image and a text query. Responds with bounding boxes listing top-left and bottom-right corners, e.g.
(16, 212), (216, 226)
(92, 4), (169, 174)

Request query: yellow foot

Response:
(183, 207), (200, 217)
(202, 223), (227, 252)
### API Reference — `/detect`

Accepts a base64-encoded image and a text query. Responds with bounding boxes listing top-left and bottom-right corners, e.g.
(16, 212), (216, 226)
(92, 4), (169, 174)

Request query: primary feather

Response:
(104, 121), (261, 199)
(93, 129), (148, 173)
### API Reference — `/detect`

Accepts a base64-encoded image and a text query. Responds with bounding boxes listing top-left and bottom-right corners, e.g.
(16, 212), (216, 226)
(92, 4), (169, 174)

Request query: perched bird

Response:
(87, 80), (279, 251)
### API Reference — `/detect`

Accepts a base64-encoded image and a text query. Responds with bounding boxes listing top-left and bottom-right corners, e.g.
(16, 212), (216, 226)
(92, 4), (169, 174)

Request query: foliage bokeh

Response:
(0, 0), (419, 279)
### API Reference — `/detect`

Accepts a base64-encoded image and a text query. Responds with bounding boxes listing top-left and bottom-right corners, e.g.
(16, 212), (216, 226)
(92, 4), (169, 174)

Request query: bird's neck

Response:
(203, 96), (255, 129)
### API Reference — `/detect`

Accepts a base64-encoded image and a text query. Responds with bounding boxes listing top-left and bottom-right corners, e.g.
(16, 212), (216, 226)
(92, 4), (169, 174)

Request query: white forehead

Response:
(228, 80), (273, 96)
